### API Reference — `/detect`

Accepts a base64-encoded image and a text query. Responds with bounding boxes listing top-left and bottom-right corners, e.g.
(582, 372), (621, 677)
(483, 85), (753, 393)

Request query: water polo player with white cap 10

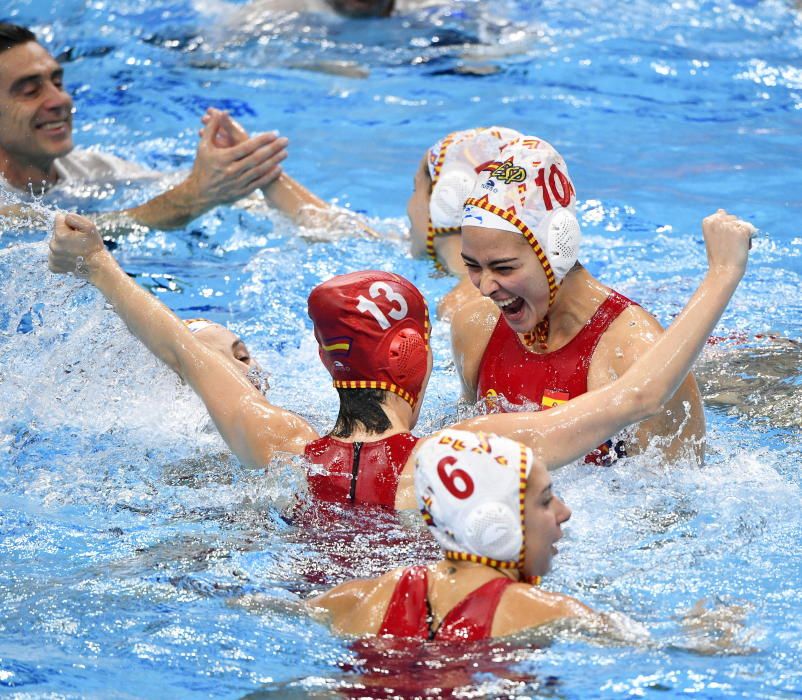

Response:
(49, 209), (753, 510)
(407, 127), (522, 318)
(311, 211), (758, 637)
(451, 136), (706, 464)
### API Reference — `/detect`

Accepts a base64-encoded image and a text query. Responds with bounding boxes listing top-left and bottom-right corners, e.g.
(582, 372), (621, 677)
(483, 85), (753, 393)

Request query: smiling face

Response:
(521, 461), (571, 579)
(461, 225), (551, 333)
(0, 41), (73, 187)
(325, 0), (395, 16)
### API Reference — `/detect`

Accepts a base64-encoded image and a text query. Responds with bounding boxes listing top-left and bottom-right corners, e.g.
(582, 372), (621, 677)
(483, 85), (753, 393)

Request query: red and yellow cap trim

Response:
(426, 132), (461, 270)
(464, 194), (559, 305)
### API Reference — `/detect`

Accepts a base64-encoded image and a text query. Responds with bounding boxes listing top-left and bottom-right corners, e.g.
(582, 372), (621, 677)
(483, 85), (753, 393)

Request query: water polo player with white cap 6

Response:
(313, 429), (583, 640)
(451, 137), (706, 463)
(312, 210), (757, 636)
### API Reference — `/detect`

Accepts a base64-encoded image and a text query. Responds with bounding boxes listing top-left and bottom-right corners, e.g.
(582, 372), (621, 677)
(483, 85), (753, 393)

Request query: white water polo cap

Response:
(427, 126), (523, 230)
(415, 429), (533, 570)
(463, 137), (581, 299)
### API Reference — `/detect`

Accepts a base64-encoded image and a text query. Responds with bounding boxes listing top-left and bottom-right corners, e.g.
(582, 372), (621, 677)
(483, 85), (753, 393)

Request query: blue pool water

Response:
(1, 0), (801, 697)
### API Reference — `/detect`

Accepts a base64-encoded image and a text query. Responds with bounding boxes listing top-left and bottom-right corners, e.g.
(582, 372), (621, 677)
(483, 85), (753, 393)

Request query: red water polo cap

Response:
(308, 271), (431, 407)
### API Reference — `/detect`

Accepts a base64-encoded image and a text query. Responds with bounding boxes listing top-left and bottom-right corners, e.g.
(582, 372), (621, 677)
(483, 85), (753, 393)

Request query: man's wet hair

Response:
(331, 388), (392, 437)
(0, 23), (36, 54)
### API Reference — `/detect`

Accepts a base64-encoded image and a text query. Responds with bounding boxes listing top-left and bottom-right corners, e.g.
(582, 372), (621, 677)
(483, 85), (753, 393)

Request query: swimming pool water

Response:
(1, 0), (801, 697)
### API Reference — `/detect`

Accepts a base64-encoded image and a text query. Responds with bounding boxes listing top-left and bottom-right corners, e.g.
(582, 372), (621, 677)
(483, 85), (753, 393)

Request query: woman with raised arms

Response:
(313, 212), (754, 639)
(451, 137), (710, 463)
(47, 209), (751, 510)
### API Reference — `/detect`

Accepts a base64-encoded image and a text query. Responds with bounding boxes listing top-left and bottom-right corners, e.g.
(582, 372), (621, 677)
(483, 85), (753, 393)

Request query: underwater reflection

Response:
(243, 634), (558, 699)
(698, 335), (802, 429)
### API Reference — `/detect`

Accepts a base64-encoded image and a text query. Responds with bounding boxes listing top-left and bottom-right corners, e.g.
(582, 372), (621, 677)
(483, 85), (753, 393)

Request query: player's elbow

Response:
(623, 383), (664, 423)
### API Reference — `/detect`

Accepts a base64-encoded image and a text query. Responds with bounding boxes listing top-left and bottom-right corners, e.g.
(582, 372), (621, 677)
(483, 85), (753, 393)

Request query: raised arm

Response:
(48, 213), (318, 465)
(201, 108), (379, 237)
(456, 210), (754, 470)
(121, 110), (288, 230)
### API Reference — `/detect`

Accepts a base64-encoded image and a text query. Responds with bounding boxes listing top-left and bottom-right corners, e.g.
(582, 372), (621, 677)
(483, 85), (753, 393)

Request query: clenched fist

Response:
(48, 213), (105, 277)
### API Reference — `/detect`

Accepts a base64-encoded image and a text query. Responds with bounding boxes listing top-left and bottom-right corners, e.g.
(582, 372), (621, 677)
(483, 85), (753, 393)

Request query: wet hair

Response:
(331, 388), (392, 437)
(0, 23), (36, 54)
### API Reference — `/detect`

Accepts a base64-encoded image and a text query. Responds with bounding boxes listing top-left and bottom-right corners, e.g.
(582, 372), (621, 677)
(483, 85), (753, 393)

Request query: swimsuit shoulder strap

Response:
(435, 576), (516, 642)
(569, 288), (638, 358)
(378, 566), (430, 639)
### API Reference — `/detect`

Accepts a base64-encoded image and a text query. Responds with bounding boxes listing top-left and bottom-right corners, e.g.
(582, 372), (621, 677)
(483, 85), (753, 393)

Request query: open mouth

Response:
(495, 296), (525, 319)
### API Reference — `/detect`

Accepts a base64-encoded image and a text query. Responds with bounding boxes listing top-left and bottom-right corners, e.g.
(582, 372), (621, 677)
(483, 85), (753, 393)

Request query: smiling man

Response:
(0, 23), (287, 229)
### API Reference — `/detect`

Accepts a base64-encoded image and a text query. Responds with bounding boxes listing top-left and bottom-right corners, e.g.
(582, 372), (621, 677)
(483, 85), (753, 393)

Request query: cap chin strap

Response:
(464, 196), (560, 304)
(463, 199), (581, 350)
(425, 133), (463, 271)
(426, 221), (459, 271)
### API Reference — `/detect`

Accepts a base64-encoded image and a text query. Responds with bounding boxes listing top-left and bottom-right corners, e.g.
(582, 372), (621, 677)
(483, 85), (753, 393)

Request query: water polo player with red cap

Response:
(304, 271), (431, 506)
(46, 215), (432, 509)
(452, 136), (706, 464)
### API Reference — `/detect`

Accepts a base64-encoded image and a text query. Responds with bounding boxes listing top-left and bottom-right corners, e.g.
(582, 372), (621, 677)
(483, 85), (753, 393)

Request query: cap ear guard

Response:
(539, 209), (581, 282)
(386, 326), (428, 399)
(464, 502), (523, 562)
(430, 169), (476, 230)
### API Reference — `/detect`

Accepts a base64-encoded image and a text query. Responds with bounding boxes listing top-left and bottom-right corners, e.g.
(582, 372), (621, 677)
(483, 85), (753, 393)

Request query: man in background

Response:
(0, 22), (287, 229)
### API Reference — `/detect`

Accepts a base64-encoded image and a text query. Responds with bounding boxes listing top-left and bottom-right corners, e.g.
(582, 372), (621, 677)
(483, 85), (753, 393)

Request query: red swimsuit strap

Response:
(435, 576), (516, 642)
(568, 289), (637, 358)
(378, 566), (430, 639)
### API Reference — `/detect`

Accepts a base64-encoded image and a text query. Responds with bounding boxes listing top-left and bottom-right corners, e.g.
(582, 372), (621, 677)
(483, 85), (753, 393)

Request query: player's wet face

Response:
(0, 41), (73, 176)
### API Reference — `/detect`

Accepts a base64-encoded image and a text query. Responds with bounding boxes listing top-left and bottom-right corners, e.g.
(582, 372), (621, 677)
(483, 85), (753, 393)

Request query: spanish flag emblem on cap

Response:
(541, 389), (569, 409)
(321, 336), (352, 356)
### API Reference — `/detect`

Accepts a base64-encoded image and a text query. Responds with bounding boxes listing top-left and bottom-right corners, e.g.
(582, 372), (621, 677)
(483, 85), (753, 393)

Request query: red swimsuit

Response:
(378, 566), (515, 642)
(304, 433), (419, 507)
(476, 290), (636, 464)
